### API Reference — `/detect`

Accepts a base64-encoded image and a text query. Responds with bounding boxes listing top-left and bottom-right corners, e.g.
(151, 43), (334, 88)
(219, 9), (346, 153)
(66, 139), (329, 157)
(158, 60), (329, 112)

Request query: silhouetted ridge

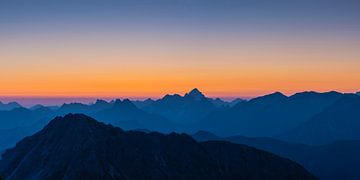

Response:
(112, 99), (138, 110)
(184, 88), (206, 100)
(48, 113), (109, 129)
(162, 94), (182, 101)
(289, 91), (342, 100)
(252, 92), (287, 101)
(95, 99), (108, 104)
(0, 114), (315, 180)
(142, 88), (216, 124)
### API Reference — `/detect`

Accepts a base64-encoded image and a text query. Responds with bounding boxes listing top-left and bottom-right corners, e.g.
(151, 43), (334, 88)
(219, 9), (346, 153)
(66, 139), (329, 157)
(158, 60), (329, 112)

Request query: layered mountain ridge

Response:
(0, 114), (315, 180)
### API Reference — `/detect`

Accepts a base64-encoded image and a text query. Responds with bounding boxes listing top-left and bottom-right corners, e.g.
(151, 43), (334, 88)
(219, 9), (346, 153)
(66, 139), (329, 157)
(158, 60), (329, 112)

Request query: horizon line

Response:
(0, 89), (356, 99)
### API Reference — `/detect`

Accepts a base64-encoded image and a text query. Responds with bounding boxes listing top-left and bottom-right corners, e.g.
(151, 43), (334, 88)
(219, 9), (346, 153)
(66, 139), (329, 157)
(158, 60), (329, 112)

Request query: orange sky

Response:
(1, 32), (360, 98)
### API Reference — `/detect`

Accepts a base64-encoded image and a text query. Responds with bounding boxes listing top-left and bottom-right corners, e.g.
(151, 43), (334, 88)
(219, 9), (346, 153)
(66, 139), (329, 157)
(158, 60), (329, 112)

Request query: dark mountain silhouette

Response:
(193, 131), (360, 180)
(140, 88), (217, 124)
(357, 92), (360, 96)
(93, 99), (175, 132)
(184, 88), (206, 100)
(0, 90), (357, 152)
(198, 91), (343, 136)
(0, 102), (22, 111)
(0, 114), (315, 180)
(0, 91), (357, 148)
(279, 94), (360, 145)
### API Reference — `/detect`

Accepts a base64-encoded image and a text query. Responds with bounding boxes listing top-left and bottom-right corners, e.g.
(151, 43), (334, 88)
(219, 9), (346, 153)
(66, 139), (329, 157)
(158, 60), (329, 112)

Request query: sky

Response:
(0, 0), (360, 105)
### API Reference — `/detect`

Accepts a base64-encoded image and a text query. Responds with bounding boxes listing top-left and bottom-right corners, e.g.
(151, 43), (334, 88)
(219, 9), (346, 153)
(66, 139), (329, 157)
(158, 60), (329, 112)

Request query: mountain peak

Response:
(51, 113), (102, 128)
(95, 99), (108, 105)
(258, 92), (287, 100)
(112, 99), (138, 110)
(185, 88), (206, 100)
(248, 92), (287, 105)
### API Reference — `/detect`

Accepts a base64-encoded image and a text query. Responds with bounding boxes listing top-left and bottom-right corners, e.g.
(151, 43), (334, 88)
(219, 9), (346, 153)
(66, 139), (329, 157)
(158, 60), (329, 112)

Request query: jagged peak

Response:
(184, 88), (206, 100)
(95, 99), (108, 104)
(112, 98), (137, 109)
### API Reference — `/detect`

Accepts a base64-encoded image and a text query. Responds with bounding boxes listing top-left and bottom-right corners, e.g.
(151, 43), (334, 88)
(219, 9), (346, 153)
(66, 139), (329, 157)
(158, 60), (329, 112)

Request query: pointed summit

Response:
(185, 88), (206, 100)
(262, 92), (287, 100)
(112, 99), (138, 110)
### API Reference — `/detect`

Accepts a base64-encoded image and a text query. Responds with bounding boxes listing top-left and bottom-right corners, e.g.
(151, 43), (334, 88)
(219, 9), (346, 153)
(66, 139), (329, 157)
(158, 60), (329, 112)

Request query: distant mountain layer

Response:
(0, 102), (21, 111)
(0, 89), (359, 152)
(139, 88), (218, 124)
(93, 99), (175, 132)
(279, 94), (360, 145)
(193, 131), (360, 180)
(0, 114), (315, 180)
(0, 99), (175, 150)
(198, 91), (344, 136)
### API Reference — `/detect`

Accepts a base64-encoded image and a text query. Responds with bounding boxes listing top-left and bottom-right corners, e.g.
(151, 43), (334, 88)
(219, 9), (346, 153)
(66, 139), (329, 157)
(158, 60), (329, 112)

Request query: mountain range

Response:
(0, 89), (360, 179)
(1, 89), (360, 150)
(138, 88), (218, 124)
(197, 91), (344, 137)
(0, 114), (315, 180)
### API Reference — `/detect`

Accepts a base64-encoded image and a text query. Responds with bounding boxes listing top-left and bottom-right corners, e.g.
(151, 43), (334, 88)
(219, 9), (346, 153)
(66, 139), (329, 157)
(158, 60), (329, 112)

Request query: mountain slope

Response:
(0, 114), (315, 180)
(193, 131), (360, 180)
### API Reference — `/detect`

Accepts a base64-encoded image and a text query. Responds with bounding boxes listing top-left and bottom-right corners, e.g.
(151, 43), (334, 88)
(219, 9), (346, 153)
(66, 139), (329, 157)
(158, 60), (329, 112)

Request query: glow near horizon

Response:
(0, 0), (359, 98)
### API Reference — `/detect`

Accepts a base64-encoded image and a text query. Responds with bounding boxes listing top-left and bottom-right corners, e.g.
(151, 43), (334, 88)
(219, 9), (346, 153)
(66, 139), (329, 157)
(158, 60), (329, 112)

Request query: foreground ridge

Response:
(0, 114), (315, 180)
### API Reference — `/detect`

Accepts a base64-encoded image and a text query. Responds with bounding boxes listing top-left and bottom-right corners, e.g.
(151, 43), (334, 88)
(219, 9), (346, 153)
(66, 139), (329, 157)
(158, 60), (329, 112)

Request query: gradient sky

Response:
(1, 0), (360, 102)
